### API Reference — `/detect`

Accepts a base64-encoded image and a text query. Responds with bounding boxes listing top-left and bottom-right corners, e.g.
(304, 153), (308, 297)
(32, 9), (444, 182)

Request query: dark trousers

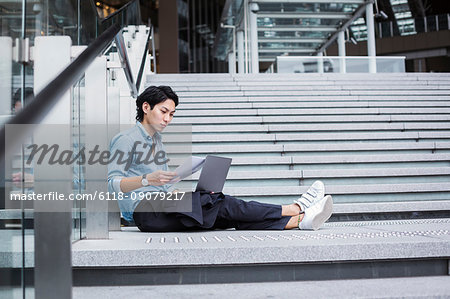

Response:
(133, 192), (291, 232)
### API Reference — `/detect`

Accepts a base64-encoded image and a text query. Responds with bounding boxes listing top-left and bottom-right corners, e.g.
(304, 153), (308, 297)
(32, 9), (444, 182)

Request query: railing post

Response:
(33, 36), (73, 299)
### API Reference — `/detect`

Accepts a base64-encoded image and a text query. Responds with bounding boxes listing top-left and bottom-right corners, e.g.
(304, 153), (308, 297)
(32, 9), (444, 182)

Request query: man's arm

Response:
(108, 134), (177, 193)
(119, 170), (177, 193)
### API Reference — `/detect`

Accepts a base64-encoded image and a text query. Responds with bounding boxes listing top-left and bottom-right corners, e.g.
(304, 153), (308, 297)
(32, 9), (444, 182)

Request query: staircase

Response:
(149, 73), (450, 206)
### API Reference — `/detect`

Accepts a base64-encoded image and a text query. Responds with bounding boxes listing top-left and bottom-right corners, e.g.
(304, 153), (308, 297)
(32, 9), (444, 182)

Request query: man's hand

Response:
(146, 170), (178, 186)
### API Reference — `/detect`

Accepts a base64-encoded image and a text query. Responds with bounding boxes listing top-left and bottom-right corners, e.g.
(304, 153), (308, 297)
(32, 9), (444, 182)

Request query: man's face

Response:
(142, 99), (176, 133)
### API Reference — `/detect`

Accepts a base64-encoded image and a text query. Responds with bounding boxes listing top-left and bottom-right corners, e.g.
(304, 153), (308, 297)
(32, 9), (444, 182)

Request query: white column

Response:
(34, 36), (72, 123)
(237, 29), (245, 74)
(0, 37), (12, 116)
(317, 52), (324, 73)
(366, 3), (377, 73)
(85, 56), (109, 239)
(249, 2), (259, 74)
(106, 85), (122, 231)
(33, 3), (43, 37)
(33, 36), (73, 299)
(228, 51), (236, 74)
(338, 30), (346, 73)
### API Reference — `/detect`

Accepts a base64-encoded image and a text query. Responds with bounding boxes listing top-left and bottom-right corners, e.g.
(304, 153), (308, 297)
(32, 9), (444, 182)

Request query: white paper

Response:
(168, 156), (205, 184)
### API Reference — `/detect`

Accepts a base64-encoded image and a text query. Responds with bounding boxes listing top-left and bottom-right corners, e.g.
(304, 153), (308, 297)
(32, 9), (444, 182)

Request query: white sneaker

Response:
(298, 195), (333, 231)
(294, 180), (325, 211)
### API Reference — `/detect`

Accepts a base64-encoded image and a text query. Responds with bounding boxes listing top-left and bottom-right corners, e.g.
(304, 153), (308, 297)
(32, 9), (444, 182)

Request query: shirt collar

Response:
(136, 121), (161, 141)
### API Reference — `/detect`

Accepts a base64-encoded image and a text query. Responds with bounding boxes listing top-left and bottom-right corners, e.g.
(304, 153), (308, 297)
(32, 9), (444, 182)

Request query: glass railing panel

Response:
(260, 42), (322, 49)
(0, 68), (36, 297)
(277, 56), (405, 73)
(363, 13), (450, 39)
(426, 15), (437, 32)
(0, 0), (36, 296)
(257, 3), (359, 13)
(258, 31), (330, 39)
(257, 17), (343, 26)
(438, 14), (449, 31)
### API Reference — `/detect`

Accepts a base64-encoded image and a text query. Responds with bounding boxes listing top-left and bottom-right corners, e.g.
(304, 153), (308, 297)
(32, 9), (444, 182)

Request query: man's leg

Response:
(133, 211), (188, 232)
(214, 194), (301, 230)
(133, 199), (189, 232)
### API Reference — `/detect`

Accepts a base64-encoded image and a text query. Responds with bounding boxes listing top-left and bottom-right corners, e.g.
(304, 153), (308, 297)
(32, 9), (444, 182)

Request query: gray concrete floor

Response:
(73, 276), (450, 299)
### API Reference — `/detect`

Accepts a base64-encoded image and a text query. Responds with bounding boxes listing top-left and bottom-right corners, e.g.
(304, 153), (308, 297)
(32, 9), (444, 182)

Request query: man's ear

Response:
(142, 102), (150, 114)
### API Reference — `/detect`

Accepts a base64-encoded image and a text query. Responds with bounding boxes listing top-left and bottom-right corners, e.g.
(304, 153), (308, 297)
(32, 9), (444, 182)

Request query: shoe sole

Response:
(311, 195), (333, 231)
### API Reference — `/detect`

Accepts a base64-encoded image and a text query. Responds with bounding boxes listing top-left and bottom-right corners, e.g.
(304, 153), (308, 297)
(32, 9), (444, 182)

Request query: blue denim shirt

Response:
(107, 122), (170, 223)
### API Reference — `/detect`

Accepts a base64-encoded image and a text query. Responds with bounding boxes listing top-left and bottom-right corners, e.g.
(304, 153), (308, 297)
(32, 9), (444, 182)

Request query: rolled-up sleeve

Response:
(107, 134), (133, 193)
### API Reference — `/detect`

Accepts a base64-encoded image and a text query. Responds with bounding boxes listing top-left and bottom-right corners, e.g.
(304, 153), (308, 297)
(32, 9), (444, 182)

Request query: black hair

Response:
(136, 85), (179, 122)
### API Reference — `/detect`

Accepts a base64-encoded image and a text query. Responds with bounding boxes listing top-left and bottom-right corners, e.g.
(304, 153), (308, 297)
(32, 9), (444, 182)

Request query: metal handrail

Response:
(136, 25), (153, 92)
(0, 23), (121, 168)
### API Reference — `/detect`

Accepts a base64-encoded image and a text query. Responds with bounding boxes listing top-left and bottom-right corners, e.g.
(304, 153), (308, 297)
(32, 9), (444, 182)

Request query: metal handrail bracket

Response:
(114, 30), (138, 98)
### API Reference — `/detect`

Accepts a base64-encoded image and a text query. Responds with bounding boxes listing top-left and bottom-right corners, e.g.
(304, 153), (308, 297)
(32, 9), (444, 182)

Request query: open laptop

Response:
(195, 155), (232, 192)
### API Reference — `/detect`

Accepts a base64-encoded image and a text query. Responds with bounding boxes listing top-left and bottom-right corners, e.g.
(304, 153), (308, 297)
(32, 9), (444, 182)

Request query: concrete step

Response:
(178, 101), (450, 109)
(186, 167), (450, 181)
(148, 73), (234, 81)
(188, 123), (450, 133)
(236, 79), (447, 85)
(232, 73), (450, 79)
(173, 86), (240, 92)
(185, 141), (450, 154)
(244, 85), (450, 91)
(163, 81), (238, 87)
(184, 151), (450, 165)
(189, 132), (450, 143)
(176, 107), (450, 116)
(223, 182), (450, 199)
(172, 114), (450, 124)
(71, 219), (450, 286)
(174, 84), (450, 91)
(168, 154), (450, 173)
(73, 276), (450, 299)
(178, 95), (450, 103)
(177, 90), (450, 97)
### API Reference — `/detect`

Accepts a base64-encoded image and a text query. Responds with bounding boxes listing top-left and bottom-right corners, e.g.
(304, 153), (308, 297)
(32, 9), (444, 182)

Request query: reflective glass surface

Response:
(257, 2), (359, 13)
(0, 1), (142, 297)
(259, 30), (330, 39)
(215, 0), (366, 62)
(0, 1), (35, 297)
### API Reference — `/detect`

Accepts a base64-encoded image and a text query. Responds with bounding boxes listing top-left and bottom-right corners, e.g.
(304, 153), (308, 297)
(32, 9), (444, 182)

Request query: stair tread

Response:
(71, 219), (450, 267)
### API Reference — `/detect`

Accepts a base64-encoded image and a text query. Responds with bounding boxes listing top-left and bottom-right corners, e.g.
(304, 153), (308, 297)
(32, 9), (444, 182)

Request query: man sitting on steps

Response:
(107, 85), (333, 232)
